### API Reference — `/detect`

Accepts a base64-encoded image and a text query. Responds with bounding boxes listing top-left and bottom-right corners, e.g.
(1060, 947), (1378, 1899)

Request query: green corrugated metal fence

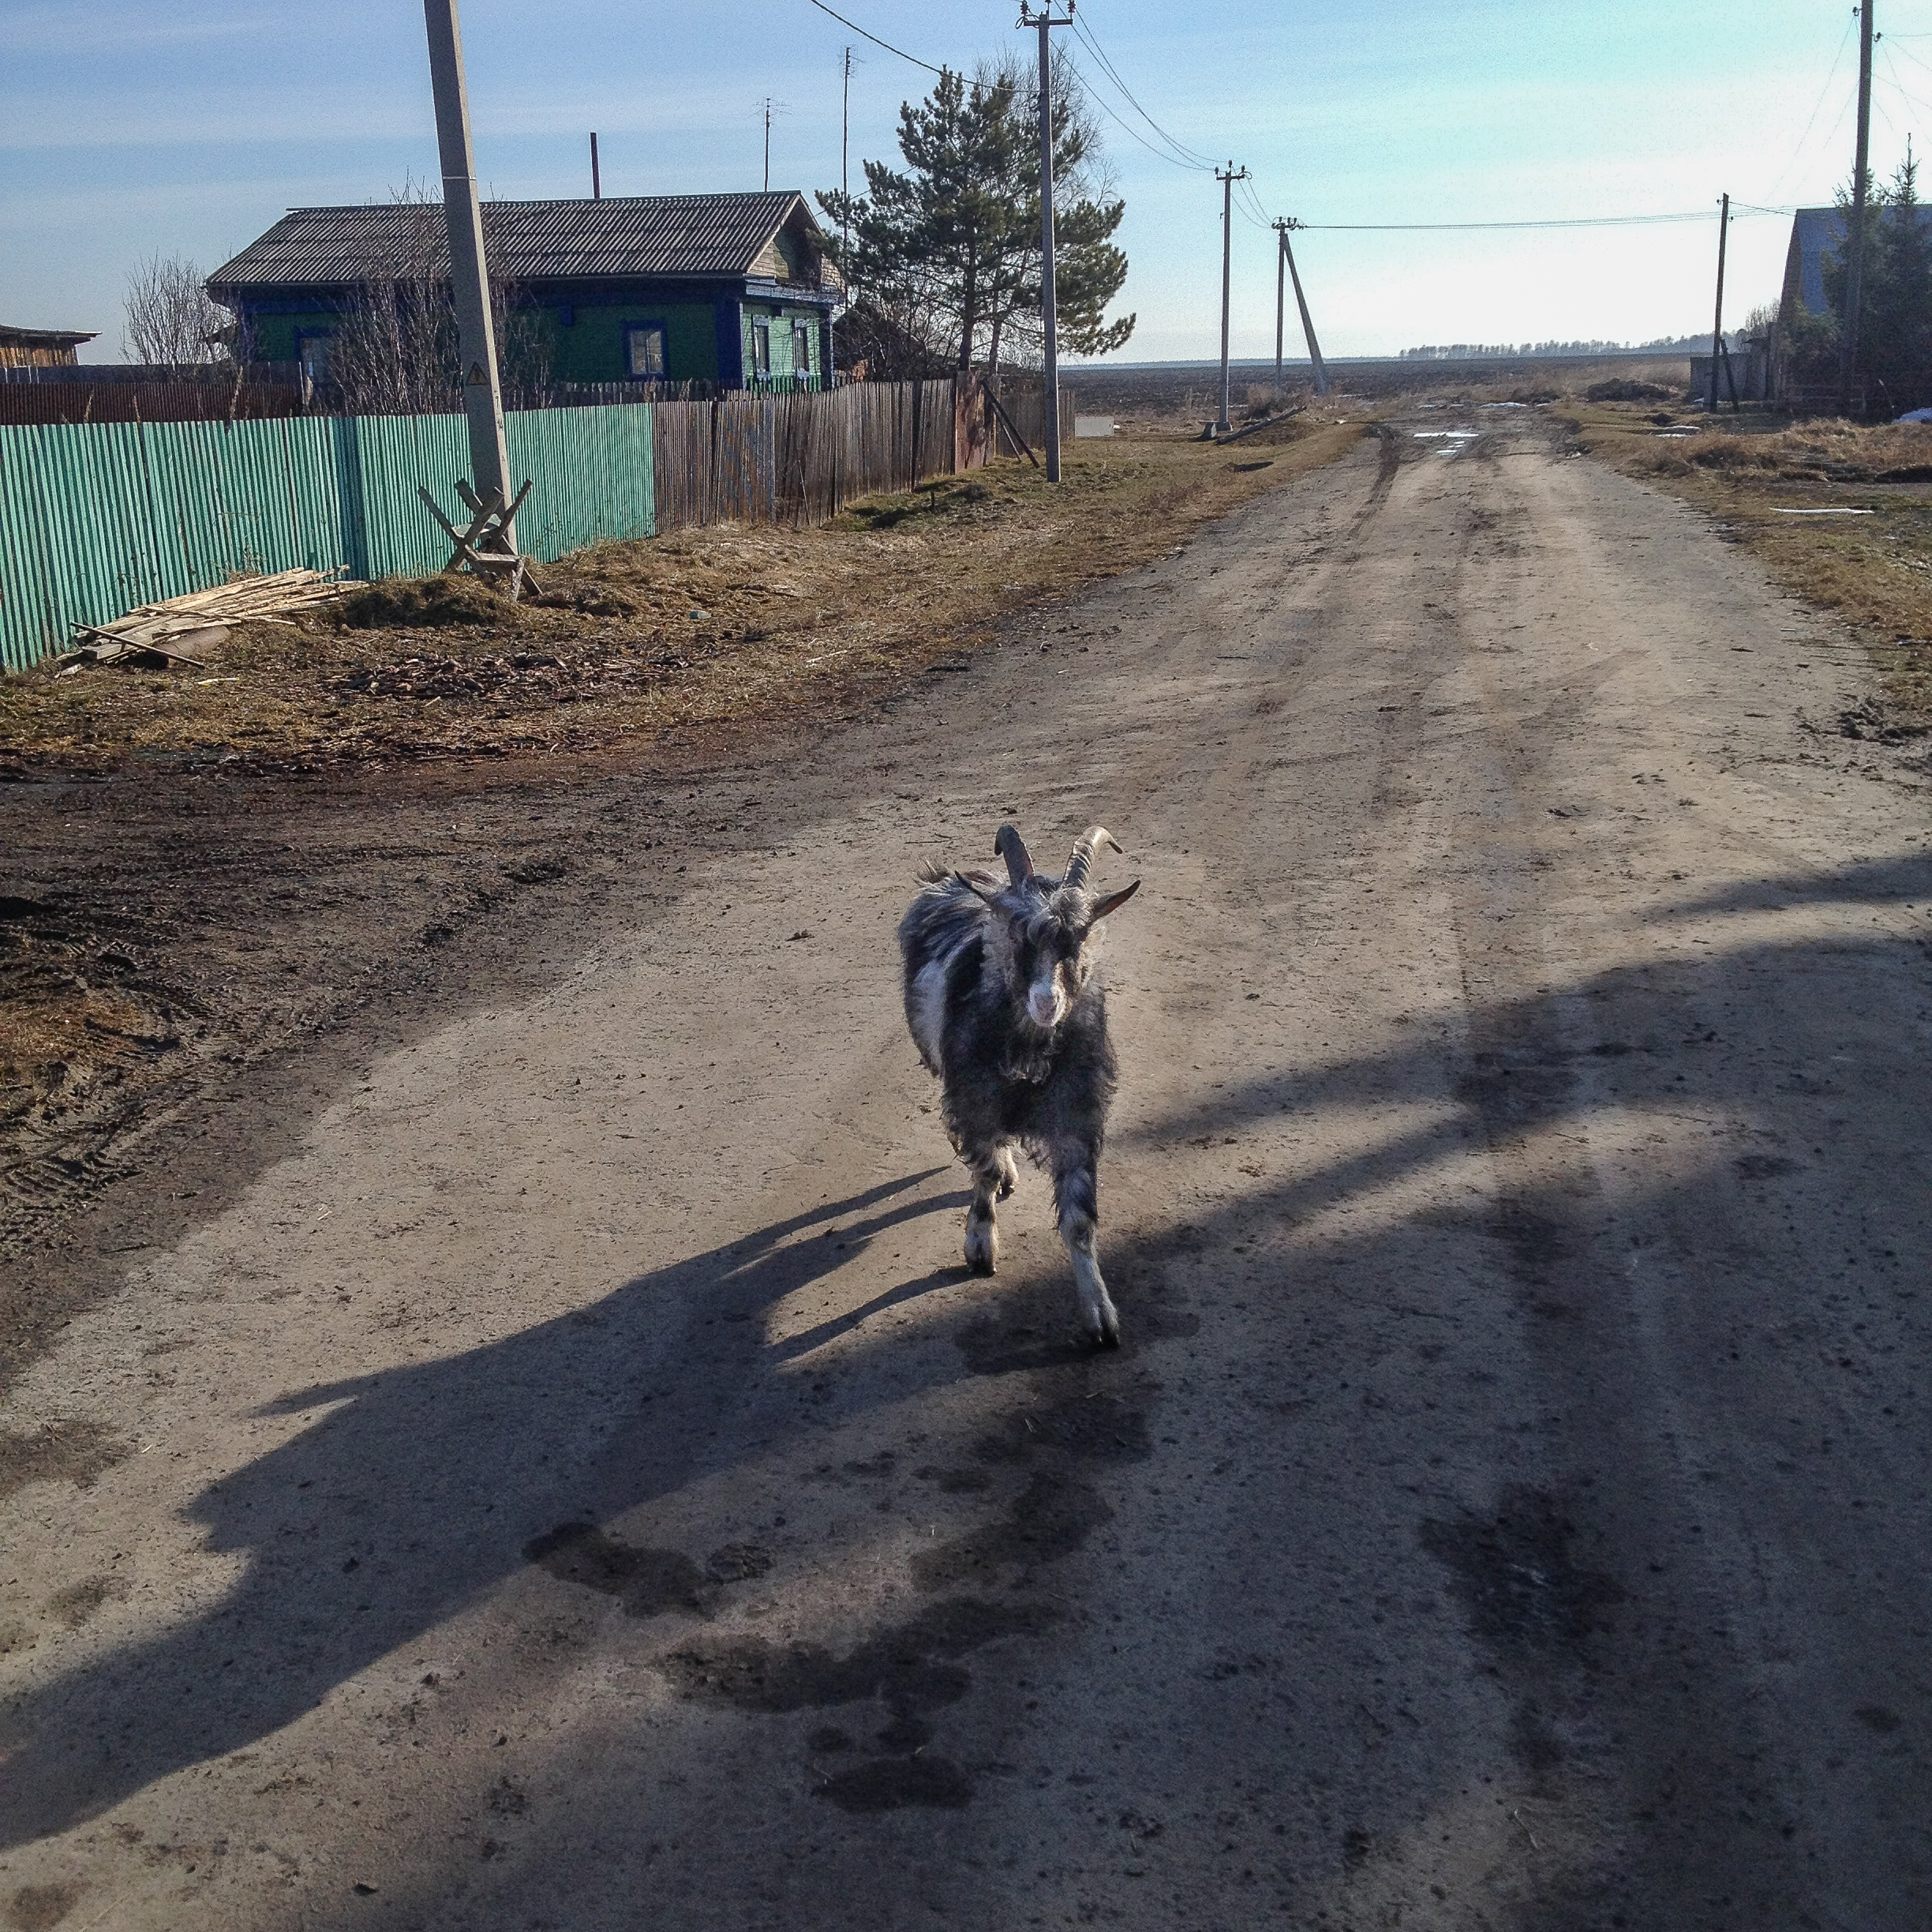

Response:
(0, 404), (653, 672)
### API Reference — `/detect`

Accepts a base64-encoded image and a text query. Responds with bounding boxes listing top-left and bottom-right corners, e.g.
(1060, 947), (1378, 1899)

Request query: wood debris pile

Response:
(54, 569), (363, 673)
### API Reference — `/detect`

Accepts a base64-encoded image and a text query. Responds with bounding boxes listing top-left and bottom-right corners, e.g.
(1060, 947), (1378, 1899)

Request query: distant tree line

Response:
(1398, 335), (1705, 361)
(1779, 151), (1932, 414)
(819, 58), (1133, 380)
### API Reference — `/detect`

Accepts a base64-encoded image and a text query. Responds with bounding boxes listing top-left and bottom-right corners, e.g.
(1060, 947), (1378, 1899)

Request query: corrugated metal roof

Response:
(208, 193), (829, 291)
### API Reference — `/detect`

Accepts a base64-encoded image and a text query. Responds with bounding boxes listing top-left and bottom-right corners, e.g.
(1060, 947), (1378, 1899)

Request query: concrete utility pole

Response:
(1215, 163), (1249, 433)
(1842, 0), (1876, 414)
(590, 131), (601, 200)
(1709, 193), (1730, 414)
(1274, 219), (1285, 395)
(1021, 1), (1075, 482)
(1274, 217), (1329, 396)
(422, 0), (513, 544)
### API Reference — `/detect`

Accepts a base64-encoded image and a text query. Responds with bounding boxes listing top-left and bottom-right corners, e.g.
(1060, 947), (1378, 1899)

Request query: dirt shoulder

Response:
(0, 420), (1354, 775)
(0, 417), (1359, 1307)
(1565, 398), (1932, 739)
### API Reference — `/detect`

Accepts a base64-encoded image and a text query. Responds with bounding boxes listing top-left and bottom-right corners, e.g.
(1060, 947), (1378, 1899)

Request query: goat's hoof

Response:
(1084, 1309), (1121, 1350)
(964, 1223), (998, 1275)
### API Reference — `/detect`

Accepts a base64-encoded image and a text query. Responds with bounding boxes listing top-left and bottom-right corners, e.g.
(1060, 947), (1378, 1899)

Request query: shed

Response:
(206, 192), (841, 390)
(0, 325), (95, 369)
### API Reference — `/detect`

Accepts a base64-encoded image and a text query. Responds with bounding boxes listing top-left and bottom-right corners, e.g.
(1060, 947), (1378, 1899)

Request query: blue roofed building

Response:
(1781, 202), (1932, 317)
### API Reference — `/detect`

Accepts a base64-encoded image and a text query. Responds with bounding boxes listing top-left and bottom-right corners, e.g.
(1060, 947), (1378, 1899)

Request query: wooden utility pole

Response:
(1215, 163), (1249, 433)
(590, 131), (601, 200)
(1022, 2), (1074, 482)
(421, 0), (521, 575)
(1709, 192), (1731, 414)
(1275, 217), (1329, 396)
(1843, 0), (1875, 414)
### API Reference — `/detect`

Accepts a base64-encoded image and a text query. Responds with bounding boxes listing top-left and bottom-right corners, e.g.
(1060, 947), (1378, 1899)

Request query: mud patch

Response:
(6, 1884), (82, 1932)
(44, 1574), (129, 1630)
(1421, 1488), (1625, 1661)
(817, 1754), (975, 1812)
(665, 1597), (1056, 1814)
(658, 1595), (1054, 1717)
(703, 1542), (774, 1584)
(0, 1421), (127, 1505)
(912, 1470), (1112, 1590)
(523, 1522), (712, 1618)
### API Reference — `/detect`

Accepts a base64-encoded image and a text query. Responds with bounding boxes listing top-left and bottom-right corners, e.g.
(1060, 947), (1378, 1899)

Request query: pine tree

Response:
(1821, 147), (1932, 411)
(819, 56), (1133, 376)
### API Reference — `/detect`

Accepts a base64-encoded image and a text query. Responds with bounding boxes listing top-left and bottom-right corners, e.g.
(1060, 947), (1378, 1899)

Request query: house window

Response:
(624, 324), (666, 379)
(792, 320), (813, 378)
(751, 317), (771, 377)
(295, 331), (331, 378)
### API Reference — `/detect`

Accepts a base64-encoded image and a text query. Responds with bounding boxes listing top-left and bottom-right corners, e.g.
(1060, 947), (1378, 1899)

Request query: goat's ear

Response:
(953, 869), (1001, 905)
(1088, 879), (1140, 922)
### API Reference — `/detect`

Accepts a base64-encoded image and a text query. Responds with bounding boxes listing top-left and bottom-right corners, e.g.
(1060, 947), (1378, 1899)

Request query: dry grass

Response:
(1567, 397), (1932, 735)
(0, 419), (1361, 773)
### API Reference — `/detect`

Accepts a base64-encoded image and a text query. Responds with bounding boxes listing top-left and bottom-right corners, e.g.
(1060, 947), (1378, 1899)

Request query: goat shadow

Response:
(0, 1166), (978, 1849)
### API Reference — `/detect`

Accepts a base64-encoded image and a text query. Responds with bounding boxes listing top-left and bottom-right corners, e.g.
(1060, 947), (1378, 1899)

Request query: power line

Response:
(1069, 11), (1215, 170)
(803, 0), (945, 76)
(1878, 44), (1932, 130)
(1062, 49), (1211, 173)
(1767, 5), (1858, 200)
(1299, 208), (1779, 231)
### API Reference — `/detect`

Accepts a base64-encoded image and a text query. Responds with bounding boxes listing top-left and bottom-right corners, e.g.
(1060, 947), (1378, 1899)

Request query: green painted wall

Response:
(740, 301), (820, 382)
(0, 404), (653, 672)
(243, 293), (824, 384)
(547, 301), (720, 384)
(251, 310), (340, 363)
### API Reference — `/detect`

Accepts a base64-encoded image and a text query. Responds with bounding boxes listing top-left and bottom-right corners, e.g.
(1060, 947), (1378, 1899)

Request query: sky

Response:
(2, 0), (1923, 365)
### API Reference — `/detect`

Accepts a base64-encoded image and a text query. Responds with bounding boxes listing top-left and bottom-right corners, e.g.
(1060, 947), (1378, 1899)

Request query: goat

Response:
(897, 823), (1140, 1346)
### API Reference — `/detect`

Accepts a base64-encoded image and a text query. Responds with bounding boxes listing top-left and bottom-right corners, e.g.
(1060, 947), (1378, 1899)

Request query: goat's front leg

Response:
(1051, 1142), (1120, 1347)
(963, 1144), (1006, 1275)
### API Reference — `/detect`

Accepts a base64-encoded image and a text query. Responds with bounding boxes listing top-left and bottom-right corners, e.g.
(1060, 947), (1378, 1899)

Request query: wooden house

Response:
(0, 325), (95, 369)
(205, 192), (841, 390)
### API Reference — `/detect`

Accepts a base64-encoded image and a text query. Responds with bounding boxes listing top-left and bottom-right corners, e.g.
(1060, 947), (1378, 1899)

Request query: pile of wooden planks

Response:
(55, 568), (363, 672)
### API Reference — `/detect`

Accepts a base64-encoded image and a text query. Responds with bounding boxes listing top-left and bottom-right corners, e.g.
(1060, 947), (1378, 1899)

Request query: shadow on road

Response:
(0, 1167), (966, 1848)
(2, 893), (1926, 1930)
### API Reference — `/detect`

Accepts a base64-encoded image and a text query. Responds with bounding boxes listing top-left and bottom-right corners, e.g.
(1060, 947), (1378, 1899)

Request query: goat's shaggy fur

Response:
(898, 824), (1139, 1345)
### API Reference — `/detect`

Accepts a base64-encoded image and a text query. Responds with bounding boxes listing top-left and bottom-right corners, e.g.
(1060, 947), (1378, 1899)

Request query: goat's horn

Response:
(1063, 826), (1123, 891)
(994, 823), (1034, 886)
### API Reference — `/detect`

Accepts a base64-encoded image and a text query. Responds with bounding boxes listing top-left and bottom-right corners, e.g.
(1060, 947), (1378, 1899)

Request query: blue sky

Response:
(2, 0), (1919, 363)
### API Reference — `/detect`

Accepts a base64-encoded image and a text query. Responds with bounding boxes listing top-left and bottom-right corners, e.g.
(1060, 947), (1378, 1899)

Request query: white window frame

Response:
(624, 324), (667, 380)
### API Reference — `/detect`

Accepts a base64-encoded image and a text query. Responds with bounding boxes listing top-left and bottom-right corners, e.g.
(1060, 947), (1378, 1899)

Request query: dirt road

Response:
(4, 409), (1928, 1930)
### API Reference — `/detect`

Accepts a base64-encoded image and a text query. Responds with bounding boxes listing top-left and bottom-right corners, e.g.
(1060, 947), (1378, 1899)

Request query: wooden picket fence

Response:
(652, 378), (980, 532)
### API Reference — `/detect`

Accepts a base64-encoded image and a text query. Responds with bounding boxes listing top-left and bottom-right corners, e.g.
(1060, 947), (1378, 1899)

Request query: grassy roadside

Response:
(1565, 399), (1932, 738)
(0, 416), (1362, 774)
